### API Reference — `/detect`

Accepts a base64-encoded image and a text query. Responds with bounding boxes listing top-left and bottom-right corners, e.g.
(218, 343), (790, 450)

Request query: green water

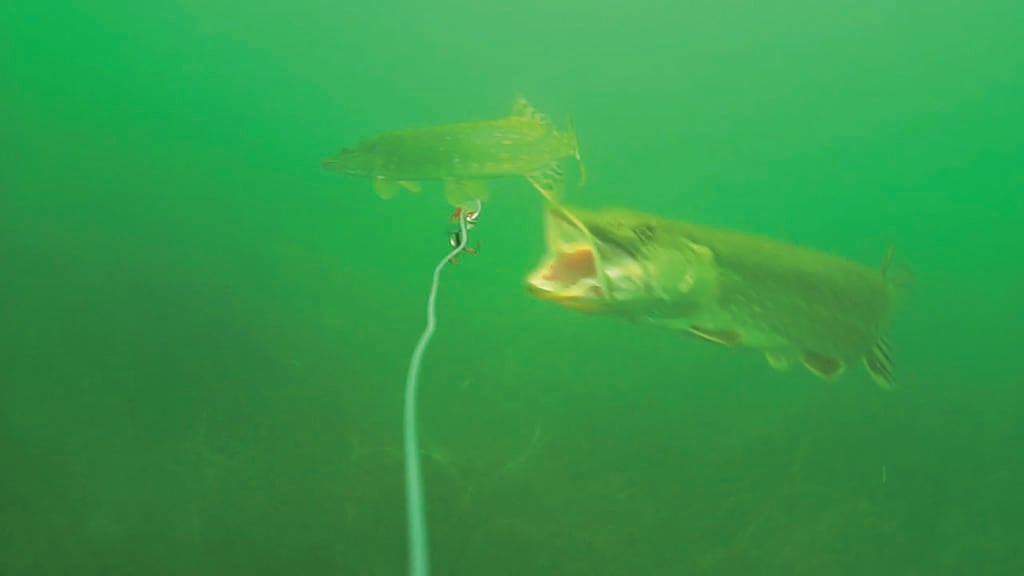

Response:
(2, 1), (1021, 574)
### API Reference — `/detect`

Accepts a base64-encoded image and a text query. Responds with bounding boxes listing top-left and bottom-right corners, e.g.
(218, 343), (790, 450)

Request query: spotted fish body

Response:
(526, 205), (904, 389)
(322, 97), (583, 205)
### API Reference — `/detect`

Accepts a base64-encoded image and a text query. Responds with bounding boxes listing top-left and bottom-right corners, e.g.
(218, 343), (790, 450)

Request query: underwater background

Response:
(2, 1), (1022, 574)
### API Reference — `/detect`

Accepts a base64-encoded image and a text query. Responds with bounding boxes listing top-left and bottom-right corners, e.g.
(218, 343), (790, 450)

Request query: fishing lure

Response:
(403, 200), (482, 576)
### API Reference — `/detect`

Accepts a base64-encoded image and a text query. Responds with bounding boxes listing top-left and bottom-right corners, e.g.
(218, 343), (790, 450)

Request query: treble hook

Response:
(447, 201), (482, 263)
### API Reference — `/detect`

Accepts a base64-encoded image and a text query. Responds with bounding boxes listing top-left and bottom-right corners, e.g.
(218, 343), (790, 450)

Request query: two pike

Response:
(322, 97), (584, 205)
(526, 205), (907, 389)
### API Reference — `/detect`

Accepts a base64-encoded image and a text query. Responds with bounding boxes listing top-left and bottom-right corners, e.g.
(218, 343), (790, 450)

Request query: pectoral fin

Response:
(444, 179), (488, 206)
(688, 325), (743, 346)
(802, 352), (846, 381)
(525, 161), (566, 203)
(864, 337), (895, 390)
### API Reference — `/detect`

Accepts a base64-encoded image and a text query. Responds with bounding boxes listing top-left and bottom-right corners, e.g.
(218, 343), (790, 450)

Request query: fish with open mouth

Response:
(525, 204), (907, 389)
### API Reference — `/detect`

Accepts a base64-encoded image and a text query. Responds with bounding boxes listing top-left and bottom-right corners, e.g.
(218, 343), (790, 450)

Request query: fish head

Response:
(321, 144), (373, 175)
(526, 204), (717, 316)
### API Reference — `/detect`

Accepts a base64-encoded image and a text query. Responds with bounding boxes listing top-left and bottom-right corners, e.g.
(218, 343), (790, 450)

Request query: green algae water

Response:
(2, 1), (1022, 575)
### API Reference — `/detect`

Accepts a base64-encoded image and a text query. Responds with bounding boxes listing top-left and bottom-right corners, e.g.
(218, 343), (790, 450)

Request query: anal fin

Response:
(525, 161), (566, 203)
(444, 178), (488, 206)
(765, 352), (792, 371)
(864, 337), (895, 390)
(398, 180), (422, 193)
(688, 325), (743, 346)
(802, 352), (846, 381)
(373, 177), (400, 199)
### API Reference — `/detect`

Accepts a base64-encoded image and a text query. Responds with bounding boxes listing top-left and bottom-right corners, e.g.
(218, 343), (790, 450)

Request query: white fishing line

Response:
(403, 200), (481, 576)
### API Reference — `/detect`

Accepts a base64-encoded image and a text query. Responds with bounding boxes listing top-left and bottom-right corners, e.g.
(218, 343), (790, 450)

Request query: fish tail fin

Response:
(864, 336), (895, 391)
(565, 113), (586, 187)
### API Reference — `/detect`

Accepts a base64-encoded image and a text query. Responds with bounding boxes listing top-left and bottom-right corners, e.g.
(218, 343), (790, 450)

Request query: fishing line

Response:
(403, 199), (481, 576)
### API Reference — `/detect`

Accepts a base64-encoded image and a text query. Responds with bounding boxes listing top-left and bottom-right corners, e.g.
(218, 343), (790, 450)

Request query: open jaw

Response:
(525, 208), (610, 308)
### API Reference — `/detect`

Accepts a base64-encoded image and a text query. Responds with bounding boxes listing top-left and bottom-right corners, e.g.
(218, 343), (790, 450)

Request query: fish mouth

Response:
(525, 205), (637, 311)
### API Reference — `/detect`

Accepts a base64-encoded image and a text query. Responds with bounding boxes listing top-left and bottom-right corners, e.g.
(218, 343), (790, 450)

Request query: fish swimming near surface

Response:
(525, 204), (910, 389)
(322, 96), (584, 206)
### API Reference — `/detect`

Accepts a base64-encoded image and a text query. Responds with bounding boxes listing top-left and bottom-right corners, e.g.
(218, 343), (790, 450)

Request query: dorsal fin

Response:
(511, 95), (551, 124)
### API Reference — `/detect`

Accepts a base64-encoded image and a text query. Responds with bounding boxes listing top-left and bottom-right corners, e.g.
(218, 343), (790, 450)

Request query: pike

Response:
(321, 96), (584, 206)
(526, 204), (909, 389)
